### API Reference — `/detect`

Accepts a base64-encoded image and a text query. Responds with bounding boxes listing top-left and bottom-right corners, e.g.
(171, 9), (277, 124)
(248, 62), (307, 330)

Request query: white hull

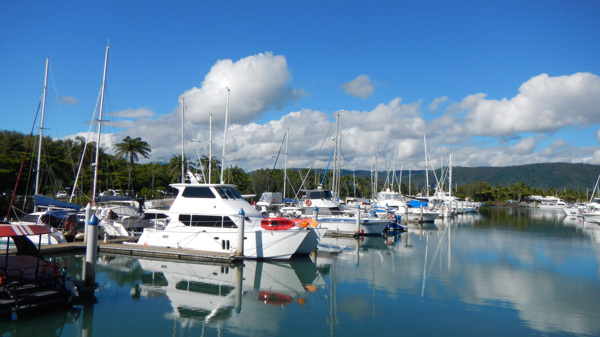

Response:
(296, 227), (328, 255)
(582, 213), (600, 223)
(404, 210), (439, 223)
(135, 225), (309, 259)
(318, 217), (388, 235)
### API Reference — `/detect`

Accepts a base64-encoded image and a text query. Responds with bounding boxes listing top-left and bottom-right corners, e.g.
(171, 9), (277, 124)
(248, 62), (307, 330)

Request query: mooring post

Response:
(355, 204), (361, 234)
(84, 212), (99, 288)
(83, 203), (91, 245)
(236, 208), (245, 257)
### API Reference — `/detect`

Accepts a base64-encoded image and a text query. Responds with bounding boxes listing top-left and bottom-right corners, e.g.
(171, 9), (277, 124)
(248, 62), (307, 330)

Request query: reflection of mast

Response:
(329, 259), (338, 337)
(421, 234), (429, 297)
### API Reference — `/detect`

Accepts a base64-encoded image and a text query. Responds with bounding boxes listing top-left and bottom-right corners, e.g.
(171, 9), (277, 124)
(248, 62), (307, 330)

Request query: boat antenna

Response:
(220, 87), (230, 184)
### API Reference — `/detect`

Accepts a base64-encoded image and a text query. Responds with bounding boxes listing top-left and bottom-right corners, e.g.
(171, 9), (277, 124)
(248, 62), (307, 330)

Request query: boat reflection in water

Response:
(120, 256), (326, 333)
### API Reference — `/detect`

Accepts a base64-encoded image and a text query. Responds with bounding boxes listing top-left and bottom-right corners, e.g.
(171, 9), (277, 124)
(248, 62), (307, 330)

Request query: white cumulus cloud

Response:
(179, 52), (302, 125)
(111, 108), (155, 118)
(342, 75), (375, 99)
(461, 73), (600, 137)
(428, 96), (448, 112)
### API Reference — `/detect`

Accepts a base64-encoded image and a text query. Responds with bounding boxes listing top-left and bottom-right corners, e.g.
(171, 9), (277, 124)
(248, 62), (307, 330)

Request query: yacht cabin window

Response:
(181, 187), (216, 198)
(307, 190), (333, 199)
(179, 214), (237, 228)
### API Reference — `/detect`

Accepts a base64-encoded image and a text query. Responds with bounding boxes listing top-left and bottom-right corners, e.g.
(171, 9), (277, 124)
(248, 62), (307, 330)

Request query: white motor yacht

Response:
(133, 183), (315, 259)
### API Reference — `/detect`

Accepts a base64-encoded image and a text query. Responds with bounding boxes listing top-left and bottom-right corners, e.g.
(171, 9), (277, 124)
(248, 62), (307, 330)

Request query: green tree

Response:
(113, 136), (151, 194)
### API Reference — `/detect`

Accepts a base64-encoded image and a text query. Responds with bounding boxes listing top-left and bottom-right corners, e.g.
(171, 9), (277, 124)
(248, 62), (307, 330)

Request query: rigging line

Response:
(184, 110), (207, 182)
(265, 132), (287, 192)
(70, 88), (103, 202)
(293, 122), (335, 201)
(4, 101), (42, 221)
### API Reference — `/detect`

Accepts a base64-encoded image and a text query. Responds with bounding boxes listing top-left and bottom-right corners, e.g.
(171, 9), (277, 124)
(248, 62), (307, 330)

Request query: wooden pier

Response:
(39, 239), (243, 263)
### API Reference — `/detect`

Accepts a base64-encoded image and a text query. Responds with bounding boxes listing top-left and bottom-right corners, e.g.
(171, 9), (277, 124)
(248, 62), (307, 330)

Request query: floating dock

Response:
(39, 239), (243, 263)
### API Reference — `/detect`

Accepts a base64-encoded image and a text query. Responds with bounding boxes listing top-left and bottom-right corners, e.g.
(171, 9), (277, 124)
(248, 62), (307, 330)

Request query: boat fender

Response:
(0, 270), (5, 286)
(305, 200), (312, 207)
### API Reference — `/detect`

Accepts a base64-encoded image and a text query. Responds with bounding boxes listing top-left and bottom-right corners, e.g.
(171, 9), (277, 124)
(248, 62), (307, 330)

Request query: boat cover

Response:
(34, 195), (81, 211)
(409, 200), (428, 208)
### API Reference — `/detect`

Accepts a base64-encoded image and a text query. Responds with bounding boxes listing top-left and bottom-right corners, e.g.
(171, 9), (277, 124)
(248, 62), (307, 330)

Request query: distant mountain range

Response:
(329, 163), (600, 192)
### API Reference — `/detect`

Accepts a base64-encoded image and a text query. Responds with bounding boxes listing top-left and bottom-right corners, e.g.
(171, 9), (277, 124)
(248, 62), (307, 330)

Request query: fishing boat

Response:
(133, 183), (317, 259)
(0, 223), (78, 319)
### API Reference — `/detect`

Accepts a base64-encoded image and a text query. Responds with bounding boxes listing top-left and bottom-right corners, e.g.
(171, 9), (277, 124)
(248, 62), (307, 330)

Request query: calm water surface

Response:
(1, 207), (599, 337)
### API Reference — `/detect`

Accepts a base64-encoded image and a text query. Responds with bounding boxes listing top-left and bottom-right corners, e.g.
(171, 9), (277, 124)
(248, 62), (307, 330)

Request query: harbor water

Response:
(1, 207), (599, 337)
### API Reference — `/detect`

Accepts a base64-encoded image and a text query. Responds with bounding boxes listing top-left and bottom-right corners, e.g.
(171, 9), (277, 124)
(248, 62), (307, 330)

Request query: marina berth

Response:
(132, 183), (317, 260)
(299, 186), (390, 235)
(373, 190), (439, 223)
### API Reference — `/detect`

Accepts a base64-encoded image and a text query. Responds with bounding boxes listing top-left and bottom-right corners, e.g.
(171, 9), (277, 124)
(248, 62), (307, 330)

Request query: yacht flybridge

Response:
(134, 183), (323, 260)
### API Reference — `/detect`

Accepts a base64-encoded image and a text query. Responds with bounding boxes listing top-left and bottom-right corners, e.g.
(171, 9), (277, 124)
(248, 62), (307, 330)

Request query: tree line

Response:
(0, 130), (593, 217)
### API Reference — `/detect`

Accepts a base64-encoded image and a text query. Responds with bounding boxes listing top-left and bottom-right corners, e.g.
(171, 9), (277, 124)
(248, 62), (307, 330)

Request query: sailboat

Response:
(7, 58), (70, 244)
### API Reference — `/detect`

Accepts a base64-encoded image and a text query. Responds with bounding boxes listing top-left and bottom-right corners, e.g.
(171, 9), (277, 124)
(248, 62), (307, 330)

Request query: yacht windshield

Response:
(216, 186), (243, 200)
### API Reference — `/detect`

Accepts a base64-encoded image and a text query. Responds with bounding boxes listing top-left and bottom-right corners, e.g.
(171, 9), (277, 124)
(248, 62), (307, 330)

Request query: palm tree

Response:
(113, 136), (151, 194)
(166, 154), (188, 183)
(200, 155), (221, 183)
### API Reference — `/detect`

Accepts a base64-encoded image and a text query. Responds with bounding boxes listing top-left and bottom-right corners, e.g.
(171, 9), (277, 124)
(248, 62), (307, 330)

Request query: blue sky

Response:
(2, 1), (600, 173)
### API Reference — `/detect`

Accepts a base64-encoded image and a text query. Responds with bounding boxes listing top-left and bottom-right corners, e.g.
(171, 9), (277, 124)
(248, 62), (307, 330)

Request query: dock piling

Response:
(236, 209), (244, 257)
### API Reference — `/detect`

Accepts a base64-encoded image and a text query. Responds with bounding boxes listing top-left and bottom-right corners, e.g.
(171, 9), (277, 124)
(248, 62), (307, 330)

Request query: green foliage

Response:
(2, 130), (600, 217)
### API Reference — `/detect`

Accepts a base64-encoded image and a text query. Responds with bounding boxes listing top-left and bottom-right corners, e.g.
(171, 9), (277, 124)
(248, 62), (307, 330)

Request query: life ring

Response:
(64, 220), (73, 231)
(305, 200), (312, 207)
(387, 213), (395, 220)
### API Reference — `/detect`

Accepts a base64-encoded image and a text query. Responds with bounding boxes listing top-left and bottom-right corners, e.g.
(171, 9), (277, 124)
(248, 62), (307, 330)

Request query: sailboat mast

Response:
(208, 113), (212, 184)
(284, 128), (288, 199)
(92, 44), (109, 206)
(424, 135), (429, 197)
(220, 88), (230, 184)
(449, 153), (453, 197)
(181, 97), (185, 183)
(33, 57), (49, 211)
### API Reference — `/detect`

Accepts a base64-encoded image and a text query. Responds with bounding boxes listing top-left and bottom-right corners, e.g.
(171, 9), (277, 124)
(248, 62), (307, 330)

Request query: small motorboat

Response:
(0, 223), (78, 319)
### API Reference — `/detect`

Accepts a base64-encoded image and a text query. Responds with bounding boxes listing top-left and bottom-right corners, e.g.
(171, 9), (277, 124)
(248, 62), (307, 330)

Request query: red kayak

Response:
(260, 217), (295, 230)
